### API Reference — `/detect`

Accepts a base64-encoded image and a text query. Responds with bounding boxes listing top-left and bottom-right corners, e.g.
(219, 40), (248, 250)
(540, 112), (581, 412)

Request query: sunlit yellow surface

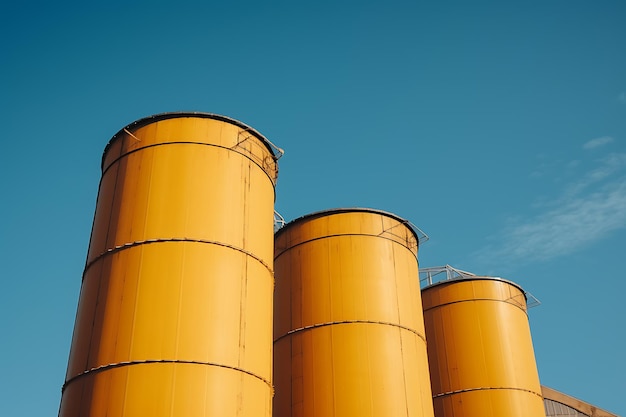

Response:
(422, 278), (545, 417)
(274, 209), (434, 417)
(59, 114), (277, 417)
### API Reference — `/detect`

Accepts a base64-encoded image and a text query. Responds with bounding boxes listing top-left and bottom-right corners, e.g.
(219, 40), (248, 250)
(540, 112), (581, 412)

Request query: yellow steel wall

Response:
(273, 210), (434, 417)
(59, 114), (277, 417)
(422, 278), (546, 417)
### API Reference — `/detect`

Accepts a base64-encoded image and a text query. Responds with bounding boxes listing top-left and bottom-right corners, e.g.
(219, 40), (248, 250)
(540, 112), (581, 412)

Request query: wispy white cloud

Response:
(477, 153), (626, 263)
(564, 153), (626, 197)
(567, 160), (580, 169)
(583, 136), (613, 150)
(496, 181), (626, 260)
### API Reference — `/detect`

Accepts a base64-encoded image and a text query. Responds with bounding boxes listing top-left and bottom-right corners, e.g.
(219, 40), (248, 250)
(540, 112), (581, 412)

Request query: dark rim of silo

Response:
(101, 112), (279, 170)
(275, 207), (423, 247)
(421, 275), (528, 300)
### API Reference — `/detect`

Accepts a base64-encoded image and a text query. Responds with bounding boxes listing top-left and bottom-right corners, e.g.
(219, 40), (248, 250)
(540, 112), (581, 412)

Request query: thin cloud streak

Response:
(564, 153), (626, 197)
(477, 153), (626, 263)
(498, 180), (626, 260)
(583, 136), (613, 150)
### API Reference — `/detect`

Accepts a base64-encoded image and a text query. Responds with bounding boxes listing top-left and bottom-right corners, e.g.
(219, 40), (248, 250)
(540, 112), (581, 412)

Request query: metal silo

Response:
(59, 112), (280, 417)
(273, 208), (434, 417)
(421, 275), (545, 417)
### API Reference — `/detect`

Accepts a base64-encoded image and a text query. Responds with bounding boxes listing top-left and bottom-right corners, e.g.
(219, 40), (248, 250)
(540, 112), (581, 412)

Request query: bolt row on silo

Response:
(59, 113), (279, 417)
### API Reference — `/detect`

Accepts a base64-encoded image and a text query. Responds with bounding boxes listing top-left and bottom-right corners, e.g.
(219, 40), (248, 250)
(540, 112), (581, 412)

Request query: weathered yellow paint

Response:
(422, 278), (546, 417)
(59, 113), (278, 417)
(273, 209), (434, 417)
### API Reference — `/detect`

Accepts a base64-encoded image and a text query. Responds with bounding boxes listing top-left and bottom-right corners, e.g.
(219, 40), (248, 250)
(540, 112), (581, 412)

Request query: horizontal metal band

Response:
(422, 297), (528, 315)
(62, 359), (272, 392)
(83, 237), (274, 279)
(433, 386), (543, 399)
(104, 112), (280, 167)
(273, 320), (426, 344)
(274, 232), (418, 261)
(102, 141), (278, 186)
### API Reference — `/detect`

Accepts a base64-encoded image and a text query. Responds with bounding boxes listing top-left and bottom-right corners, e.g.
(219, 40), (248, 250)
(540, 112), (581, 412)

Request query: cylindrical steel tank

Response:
(421, 277), (545, 417)
(273, 208), (434, 417)
(59, 112), (279, 417)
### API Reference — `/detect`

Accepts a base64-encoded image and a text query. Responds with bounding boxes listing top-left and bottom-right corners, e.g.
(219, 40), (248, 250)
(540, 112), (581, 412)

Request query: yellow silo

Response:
(421, 277), (545, 417)
(59, 112), (280, 417)
(273, 209), (434, 417)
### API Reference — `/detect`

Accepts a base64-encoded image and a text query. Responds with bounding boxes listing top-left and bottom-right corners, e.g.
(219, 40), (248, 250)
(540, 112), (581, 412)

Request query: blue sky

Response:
(1, 1), (624, 415)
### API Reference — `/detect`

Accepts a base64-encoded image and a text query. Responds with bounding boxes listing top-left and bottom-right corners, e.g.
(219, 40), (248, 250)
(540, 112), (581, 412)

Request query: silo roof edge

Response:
(275, 207), (425, 245)
(101, 111), (278, 170)
(421, 274), (527, 296)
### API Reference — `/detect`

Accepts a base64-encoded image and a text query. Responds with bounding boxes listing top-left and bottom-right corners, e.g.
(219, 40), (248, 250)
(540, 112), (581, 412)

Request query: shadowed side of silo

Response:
(59, 113), (279, 417)
(273, 209), (434, 417)
(422, 277), (546, 417)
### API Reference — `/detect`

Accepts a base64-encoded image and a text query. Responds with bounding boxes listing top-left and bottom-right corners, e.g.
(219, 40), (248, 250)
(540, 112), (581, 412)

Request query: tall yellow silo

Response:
(421, 277), (546, 417)
(273, 208), (434, 417)
(59, 112), (280, 417)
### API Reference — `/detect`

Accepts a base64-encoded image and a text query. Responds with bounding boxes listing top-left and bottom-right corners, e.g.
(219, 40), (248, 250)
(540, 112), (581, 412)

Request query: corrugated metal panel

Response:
(545, 398), (590, 417)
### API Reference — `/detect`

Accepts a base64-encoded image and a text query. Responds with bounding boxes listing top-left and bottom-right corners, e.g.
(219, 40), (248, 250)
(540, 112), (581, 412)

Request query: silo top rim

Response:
(275, 207), (425, 244)
(102, 112), (278, 169)
(421, 275), (527, 296)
